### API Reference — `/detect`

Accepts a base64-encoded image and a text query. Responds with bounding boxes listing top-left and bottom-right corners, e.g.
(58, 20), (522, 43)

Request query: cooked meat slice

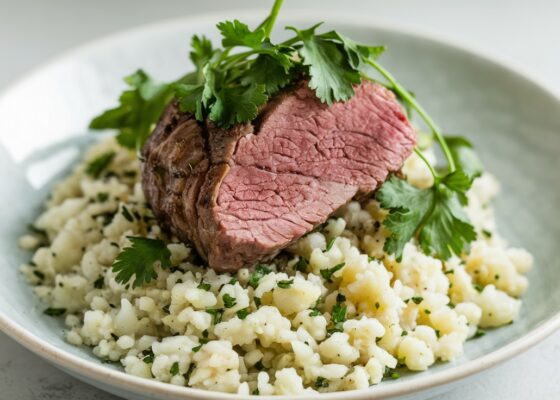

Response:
(142, 80), (416, 271)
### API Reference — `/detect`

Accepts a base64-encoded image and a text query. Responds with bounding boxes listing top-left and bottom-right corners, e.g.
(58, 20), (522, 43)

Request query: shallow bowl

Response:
(1, 10), (560, 400)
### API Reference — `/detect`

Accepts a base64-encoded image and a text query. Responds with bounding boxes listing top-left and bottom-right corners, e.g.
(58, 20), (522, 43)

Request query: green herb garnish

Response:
(473, 329), (486, 339)
(170, 361), (180, 376)
(33, 270), (45, 280)
(248, 264), (272, 288)
(85, 151), (115, 178)
(121, 205), (134, 222)
(325, 237), (337, 252)
(320, 262), (345, 282)
(254, 360), (265, 371)
(44, 307), (66, 316)
(295, 257), (308, 273)
(206, 308), (224, 324)
(112, 236), (172, 287)
(222, 293), (237, 308)
(93, 276), (104, 289)
(142, 349), (154, 364)
(315, 376), (329, 388)
(96, 192), (109, 202)
(277, 279), (294, 289)
(236, 308), (250, 320)
(309, 309), (321, 317)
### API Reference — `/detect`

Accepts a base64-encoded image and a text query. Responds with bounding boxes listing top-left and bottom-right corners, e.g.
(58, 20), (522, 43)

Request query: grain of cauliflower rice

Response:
(19, 137), (533, 395)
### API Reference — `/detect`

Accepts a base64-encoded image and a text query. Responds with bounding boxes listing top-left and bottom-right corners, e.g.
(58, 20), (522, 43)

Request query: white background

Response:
(1, 0), (559, 399)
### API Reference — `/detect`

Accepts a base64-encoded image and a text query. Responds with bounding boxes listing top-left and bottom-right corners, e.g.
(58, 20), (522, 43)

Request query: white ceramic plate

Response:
(1, 10), (560, 400)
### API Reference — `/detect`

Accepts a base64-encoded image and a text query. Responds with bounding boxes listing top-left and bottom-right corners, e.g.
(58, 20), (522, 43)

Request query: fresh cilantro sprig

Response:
(89, 70), (180, 151)
(112, 236), (172, 287)
(89, 0), (484, 264)
(89, 0), (385, 139)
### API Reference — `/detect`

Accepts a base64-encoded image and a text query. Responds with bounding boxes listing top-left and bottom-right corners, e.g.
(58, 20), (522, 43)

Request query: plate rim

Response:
(1, 9), (559, 400)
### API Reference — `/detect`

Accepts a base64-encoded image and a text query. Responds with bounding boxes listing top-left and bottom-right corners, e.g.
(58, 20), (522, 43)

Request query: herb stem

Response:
(414, 148), (439, 181)
(364, 58), (456, 174)
(262, 0), (285, 38)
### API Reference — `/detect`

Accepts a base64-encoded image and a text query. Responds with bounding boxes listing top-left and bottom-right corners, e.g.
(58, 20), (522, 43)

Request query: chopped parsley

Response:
(85, 151), (116, 178)
(222, 293), (237, 308)
(309, 308), (321, 317)
(384, 368), (401, 380)
(295, 257), (308, 273)
(410, 296), (423, 305)
(121, 205), (134, 222)
(142, 349), (154, 364)
(206, 308), (224, 324)
(327, 295), (347, 334)
(96, 192), (109, 202)
(236, 308), (250, 320)
(33, 270), (45, 280)
(44, 307), (66, 316)
(325, 236), (337, 252)
(473, 284), (483, 293)
(192, 343), (204, 353)
(277, 279), (294, 289)
(170, 361), (180, 376)
(320, 262), (345, 282)
(315, 376), (329, 388)
(248, 264), (272, 288)
(482, 229), (493, 238)
(197, 281), (211, 291)
(444, 269), (455, 275)
(184, 363), (196, 382)
(473, 329), (486, 339)
(112, 236), (172, 287)
(93, 276), (104, 289)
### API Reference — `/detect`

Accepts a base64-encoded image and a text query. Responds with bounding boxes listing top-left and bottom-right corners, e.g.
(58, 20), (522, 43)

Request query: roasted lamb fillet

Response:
(142, 80), (416, 271)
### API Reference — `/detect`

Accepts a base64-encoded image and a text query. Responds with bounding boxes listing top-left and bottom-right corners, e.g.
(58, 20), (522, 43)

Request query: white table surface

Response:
(1, 0), (559, 399)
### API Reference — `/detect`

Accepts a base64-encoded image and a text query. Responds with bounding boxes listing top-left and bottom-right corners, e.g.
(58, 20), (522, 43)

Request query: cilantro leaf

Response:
(241, 54), (292, 94)
(175, 84), (205, 120)
(190, 35), (215, 74)
(209, 84), (268, 127)
(377, 176), (476, 261)
(446, 136), (484, 179)
(441, 170), (472, 193)
(320, 31), (385, 69)
(287, 24), (361, 105)
(112, 236), (172, 287)
(85, 151), (115, 178)
(320, 262), (345, 282)
(217, 20), (266, 49)
(89, 70), (174, 150)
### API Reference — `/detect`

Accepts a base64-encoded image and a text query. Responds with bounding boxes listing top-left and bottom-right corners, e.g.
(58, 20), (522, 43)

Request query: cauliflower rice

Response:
(19, 137), (533, 395)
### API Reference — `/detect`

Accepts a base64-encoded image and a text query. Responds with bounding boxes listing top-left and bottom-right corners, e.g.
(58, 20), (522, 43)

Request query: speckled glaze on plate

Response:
(0, 10), (559, 400)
